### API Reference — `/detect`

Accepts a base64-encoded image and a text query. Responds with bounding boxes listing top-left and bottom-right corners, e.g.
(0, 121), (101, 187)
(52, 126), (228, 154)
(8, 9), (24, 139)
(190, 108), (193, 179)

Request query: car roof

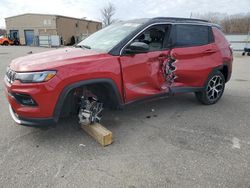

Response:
(152, 17), (209, 23)
(151, 17), (221, 28)
(140, 17), (220, 29)
(124, 17), (221, 29)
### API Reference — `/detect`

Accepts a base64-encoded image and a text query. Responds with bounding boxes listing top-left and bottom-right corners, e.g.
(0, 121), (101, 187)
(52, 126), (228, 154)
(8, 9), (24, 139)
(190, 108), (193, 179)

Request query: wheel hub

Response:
(78, 95), (103, 126)
(206, 75), (223, 101)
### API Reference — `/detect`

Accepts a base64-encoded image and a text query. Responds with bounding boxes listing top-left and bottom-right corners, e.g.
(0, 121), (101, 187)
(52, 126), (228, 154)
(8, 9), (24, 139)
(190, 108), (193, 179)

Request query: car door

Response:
(119, 24), (172, 102)
(169, 24), (221, 90)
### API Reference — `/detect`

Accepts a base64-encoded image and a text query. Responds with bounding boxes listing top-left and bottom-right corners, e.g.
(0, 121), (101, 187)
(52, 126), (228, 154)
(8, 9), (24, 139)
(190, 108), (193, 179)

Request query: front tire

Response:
(195, 71), (225, 105)
(3, 41), (9, 46)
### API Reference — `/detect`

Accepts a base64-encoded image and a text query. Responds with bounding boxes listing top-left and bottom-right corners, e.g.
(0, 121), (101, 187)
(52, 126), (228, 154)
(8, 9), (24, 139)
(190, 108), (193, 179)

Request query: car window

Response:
(132, 24), (171, 52)
(175, 25), (210, 47)
(77, 21), (145, 52)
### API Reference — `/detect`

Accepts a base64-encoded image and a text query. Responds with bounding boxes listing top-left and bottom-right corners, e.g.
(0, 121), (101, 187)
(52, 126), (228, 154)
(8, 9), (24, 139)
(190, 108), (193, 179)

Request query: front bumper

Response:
(9, 105), (55, 126)
(4, 75), (61, 126)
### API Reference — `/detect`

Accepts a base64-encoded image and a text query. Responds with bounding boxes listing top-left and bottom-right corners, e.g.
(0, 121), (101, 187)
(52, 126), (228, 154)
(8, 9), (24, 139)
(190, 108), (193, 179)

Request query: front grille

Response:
(6, 68), (16, 84)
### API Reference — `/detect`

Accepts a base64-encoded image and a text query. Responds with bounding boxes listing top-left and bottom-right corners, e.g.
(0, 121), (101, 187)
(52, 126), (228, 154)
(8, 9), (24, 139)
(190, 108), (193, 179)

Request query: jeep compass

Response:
(4, 17), (233, 126)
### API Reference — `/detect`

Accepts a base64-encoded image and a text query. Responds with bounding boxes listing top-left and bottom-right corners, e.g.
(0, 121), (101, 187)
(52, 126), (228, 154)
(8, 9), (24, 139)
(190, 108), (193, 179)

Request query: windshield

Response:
(77, 21), (145, 52)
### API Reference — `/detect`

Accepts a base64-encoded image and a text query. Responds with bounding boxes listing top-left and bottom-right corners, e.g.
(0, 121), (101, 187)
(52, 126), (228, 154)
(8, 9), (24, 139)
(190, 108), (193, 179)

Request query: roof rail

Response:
(152, 17), (209, 23)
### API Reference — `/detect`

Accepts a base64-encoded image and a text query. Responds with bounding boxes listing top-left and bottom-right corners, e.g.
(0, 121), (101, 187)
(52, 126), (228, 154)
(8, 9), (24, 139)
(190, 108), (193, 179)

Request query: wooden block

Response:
(81, 123), (113, 146)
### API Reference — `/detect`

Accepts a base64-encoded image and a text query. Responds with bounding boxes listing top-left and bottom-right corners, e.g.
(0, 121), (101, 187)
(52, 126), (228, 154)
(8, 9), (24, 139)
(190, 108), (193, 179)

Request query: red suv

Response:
(4, 17), (233, 126)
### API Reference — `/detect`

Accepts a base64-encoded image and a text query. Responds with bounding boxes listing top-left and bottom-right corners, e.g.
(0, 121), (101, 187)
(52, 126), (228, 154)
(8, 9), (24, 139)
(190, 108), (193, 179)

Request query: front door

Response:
(120, 24), (172, 102)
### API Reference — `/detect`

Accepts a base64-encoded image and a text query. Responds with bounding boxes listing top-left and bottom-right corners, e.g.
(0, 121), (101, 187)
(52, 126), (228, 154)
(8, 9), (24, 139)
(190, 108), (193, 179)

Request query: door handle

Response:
(203, 49), (217, 54)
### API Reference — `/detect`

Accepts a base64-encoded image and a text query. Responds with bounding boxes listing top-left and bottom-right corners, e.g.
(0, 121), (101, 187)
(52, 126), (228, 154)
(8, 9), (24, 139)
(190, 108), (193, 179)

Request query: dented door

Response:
(120, 24), (174, 103)
(120, 50), (170, 102)
(170, 44), (220, 88)
(169, 24), (221, 89)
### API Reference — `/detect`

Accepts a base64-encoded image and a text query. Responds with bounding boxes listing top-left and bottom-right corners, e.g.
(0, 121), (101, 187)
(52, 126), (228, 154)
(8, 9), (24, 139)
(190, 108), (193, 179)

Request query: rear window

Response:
(175, 25), (211, 47)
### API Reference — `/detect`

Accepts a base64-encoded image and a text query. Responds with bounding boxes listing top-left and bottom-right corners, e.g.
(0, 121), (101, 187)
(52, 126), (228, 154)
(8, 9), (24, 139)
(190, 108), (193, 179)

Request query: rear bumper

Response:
(9, 105), (55, 126)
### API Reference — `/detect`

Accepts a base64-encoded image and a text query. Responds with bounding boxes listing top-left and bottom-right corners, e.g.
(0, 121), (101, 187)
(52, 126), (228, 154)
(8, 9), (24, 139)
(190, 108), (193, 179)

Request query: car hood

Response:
(10, 47), (108, 72)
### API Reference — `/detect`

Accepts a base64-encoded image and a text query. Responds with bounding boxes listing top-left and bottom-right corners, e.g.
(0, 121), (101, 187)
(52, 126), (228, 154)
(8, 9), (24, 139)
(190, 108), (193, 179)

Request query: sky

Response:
(0, 0), (249, 28)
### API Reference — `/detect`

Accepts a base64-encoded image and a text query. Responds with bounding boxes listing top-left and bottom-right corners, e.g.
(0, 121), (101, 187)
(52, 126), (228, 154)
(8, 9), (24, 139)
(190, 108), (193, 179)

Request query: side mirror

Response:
(124, 42), (149, 54)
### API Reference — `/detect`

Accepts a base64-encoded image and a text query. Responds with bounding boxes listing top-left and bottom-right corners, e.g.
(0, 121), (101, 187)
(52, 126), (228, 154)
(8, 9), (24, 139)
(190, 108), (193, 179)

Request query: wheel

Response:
(247, 52), (250, 56)
(242, 52), (245, 56)
(195, 71), (225, 105)
(14, 40), (20, 45)
(3, 41), (9, 46)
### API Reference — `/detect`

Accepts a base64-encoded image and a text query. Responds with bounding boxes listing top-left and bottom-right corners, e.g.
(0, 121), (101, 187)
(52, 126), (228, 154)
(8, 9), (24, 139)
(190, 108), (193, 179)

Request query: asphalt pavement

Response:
(0, 46), (250, 188)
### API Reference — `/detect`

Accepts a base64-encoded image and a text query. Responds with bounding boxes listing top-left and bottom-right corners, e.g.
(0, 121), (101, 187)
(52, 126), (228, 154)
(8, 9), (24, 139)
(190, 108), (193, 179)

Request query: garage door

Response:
(24, 30), (34, 45)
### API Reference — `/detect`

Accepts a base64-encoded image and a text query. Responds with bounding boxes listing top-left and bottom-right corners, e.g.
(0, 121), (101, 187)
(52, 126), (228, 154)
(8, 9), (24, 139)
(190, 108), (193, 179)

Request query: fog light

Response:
(11, 93), (38, 106)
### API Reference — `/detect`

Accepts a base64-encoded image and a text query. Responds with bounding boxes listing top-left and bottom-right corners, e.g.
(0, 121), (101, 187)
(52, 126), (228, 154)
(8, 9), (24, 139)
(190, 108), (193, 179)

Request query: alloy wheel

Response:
(206, 75), (224, 102)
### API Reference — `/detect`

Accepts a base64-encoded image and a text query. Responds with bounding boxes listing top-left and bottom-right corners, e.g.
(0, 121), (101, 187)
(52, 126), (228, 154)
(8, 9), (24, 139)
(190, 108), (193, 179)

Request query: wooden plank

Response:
(81, 123), (113, 146)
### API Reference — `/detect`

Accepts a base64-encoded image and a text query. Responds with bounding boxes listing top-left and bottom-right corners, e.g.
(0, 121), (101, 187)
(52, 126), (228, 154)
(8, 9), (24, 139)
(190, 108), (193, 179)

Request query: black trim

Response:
(109, 23), (151, 56)
(11, 92), (38, 106)
(124, 87), (203, 106)
(222, 63), (231, 82)
(124, 92), (170, 106)
(108, 18), (222, 56)
(152, 17), (209, 23)
(208, 26), (215, 43)
(172, 24), (214, 48)
(171, 87), (203, 94)
(9, 105), (55, 127)
(53, 78), (123, 122)
(209, 64), (231, 83)
(121, 24), (173, 55)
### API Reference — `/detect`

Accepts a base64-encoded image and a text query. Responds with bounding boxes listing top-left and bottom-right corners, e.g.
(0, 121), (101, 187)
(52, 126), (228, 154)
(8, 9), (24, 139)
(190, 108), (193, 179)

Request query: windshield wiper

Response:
(76, 44), (91, 49)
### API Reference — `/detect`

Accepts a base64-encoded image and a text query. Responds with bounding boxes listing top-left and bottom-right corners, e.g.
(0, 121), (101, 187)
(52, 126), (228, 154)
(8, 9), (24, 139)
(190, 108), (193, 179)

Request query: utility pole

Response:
(190, 12), (193, 18)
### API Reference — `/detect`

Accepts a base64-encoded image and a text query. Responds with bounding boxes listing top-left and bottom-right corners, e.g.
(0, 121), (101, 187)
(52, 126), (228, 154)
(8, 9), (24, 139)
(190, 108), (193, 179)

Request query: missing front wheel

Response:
(78, 92), (103, 126)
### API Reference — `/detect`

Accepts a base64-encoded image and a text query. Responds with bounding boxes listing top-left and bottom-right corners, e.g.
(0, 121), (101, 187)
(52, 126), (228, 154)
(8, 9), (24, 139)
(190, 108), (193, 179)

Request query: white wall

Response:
(225, 35), (250, 51)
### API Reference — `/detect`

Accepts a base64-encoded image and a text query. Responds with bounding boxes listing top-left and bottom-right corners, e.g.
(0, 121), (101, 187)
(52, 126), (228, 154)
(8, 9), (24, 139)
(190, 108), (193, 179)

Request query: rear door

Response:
(119, 24), (172, 102)
(170, 24), (221, 89)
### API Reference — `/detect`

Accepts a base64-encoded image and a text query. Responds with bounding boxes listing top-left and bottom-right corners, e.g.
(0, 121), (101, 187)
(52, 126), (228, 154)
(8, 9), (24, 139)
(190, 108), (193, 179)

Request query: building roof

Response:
(5, 13), (101, 24)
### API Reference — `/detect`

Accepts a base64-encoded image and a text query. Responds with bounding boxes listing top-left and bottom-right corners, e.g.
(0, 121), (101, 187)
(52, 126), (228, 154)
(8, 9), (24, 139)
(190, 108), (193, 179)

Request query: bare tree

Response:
(193, 12), (250, 34)
(101, 2), (116, 27)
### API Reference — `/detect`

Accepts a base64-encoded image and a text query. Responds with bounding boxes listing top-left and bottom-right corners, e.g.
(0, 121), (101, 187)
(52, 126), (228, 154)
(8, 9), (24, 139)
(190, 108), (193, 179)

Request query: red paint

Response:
(4, 28), (233, 120)
(119, 50), (170, 102)
(171, 43), (222, 87)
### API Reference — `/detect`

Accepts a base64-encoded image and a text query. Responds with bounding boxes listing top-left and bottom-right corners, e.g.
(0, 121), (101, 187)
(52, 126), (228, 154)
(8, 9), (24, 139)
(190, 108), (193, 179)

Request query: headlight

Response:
(15, 71), (56, 83)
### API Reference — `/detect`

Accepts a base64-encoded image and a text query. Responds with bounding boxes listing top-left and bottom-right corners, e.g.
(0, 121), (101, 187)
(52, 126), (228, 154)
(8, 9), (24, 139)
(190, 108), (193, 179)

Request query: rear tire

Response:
(195, 71), (225, 105)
